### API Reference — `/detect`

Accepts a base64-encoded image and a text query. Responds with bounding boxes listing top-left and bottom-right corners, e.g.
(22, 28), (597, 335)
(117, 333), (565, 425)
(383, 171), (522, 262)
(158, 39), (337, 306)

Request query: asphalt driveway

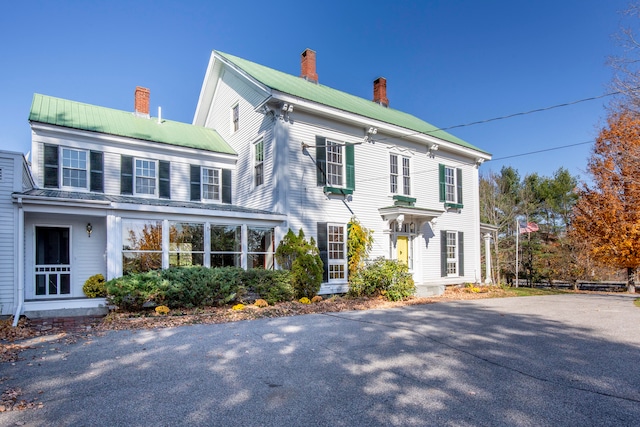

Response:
(2, 293), (640, 426)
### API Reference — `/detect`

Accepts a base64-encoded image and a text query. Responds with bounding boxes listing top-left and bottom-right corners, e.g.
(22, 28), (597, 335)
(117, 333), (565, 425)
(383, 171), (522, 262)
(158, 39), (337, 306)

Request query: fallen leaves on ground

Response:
(0, 379), (43, 412)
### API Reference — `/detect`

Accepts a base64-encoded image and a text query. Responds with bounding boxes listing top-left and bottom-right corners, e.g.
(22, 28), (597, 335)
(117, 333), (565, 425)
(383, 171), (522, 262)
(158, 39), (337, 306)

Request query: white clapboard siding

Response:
(0, 154), (16, 314)
(205, 68), (274, 211)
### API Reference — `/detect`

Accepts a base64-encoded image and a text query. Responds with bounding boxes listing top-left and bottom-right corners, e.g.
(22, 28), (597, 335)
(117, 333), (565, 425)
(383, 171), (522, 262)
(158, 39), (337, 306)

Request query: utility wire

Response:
(490, 140), (595, 161)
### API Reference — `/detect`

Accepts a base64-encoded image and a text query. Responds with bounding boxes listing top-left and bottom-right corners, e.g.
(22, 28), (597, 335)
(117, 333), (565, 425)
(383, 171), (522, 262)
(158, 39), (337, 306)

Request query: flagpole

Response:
(515, 218), (519, 288)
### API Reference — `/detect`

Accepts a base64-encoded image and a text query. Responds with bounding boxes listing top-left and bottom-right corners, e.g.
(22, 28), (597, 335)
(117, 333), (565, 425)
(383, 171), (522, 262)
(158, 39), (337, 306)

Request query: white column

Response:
(483, 232), (493, 284)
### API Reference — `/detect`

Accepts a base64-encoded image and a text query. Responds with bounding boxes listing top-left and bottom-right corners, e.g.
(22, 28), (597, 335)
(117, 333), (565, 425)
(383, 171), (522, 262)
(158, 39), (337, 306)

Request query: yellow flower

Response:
(155, 305), (170, 315)
(232, 303), (245, 311)
(299, 297), (311, 304)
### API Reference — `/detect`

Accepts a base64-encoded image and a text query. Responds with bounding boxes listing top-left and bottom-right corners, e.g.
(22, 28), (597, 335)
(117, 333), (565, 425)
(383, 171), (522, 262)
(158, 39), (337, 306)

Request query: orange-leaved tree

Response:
(570, 109), (640, 293)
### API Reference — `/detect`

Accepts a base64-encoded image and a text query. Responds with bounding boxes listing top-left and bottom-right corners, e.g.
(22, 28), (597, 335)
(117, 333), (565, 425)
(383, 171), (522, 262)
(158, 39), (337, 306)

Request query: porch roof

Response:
(14, 189), (285, 219)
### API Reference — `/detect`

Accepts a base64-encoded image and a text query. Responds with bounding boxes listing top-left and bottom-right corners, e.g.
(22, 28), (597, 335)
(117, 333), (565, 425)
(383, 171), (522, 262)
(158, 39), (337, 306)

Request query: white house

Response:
(3, 49), (492, 321)
(7, 89), (286, 320)
(193, 49), (492, 295)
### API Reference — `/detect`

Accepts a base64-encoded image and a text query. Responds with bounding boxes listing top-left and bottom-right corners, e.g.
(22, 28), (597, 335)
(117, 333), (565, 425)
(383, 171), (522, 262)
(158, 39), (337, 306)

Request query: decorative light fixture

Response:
(86, 223), (93, 238)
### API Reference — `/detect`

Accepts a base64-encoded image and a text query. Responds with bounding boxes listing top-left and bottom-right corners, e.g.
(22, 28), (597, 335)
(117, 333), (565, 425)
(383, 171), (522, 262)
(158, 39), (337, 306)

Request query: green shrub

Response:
(83, 274), (107, 298)
(106, 266), (244, 310)
(348, 258), (416, 301)
(291, 253), (323, 299)
(105, 270), (168, 310)
(242, 269), (294, 305)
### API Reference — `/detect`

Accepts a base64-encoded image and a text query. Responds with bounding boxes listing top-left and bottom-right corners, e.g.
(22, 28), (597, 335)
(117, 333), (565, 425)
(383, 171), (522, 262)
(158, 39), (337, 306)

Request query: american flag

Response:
(519, 222), (539, 234)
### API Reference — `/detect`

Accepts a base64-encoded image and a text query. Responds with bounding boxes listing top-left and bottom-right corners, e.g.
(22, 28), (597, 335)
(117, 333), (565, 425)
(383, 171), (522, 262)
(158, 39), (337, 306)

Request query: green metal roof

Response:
(29, 93), (236, 155)
(217, 51), (488, 154)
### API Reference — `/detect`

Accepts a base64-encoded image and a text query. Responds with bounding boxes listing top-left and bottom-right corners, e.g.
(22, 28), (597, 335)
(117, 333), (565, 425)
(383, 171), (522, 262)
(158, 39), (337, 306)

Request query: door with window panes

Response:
(34, 226), (71, 297)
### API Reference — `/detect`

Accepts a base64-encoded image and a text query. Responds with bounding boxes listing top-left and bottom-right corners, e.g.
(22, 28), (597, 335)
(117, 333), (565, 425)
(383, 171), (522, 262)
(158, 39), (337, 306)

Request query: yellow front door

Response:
(397, 236), (409, 265)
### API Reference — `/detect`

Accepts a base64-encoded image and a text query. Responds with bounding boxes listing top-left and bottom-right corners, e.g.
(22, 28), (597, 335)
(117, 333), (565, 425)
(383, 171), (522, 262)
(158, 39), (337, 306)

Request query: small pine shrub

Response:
(291, 253), (323, 299)
(311, 295), (323, 303)
(83, 274), (107, 298)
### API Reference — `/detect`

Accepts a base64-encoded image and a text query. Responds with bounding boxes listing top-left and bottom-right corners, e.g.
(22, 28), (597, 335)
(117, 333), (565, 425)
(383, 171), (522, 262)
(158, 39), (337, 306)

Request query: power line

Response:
(490, 140), (595, 161)
(374, 90), (621, 144)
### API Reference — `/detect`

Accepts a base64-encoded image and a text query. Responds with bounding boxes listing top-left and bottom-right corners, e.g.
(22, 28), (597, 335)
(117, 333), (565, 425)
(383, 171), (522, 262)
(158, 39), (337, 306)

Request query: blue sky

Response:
(0, 0), (631, 182)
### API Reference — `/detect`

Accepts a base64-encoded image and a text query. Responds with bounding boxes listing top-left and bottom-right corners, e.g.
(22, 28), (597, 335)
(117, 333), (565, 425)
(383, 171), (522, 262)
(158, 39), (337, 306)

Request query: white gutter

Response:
(13, 197), (24, 327)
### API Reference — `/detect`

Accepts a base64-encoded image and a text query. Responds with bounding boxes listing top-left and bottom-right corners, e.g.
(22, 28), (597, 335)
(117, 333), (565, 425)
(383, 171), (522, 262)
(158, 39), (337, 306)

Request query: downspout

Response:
(13, 197), (24, 327)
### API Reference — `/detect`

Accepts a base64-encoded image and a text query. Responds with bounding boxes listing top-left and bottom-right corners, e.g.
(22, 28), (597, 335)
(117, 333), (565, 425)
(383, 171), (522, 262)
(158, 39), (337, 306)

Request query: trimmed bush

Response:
(106, 266), (244, 310)
(242, 269), (294, 305)
(291, 253), (323, 299)
(348, 258), (416, 301)
(83, 274), (107, 298)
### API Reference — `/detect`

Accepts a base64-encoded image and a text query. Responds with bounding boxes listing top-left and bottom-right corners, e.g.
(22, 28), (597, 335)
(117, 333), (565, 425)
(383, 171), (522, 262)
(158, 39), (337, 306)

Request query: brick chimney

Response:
(300, 48), (318, 83)
(134, 86), (150, 116)
(373, 77), (389, 107)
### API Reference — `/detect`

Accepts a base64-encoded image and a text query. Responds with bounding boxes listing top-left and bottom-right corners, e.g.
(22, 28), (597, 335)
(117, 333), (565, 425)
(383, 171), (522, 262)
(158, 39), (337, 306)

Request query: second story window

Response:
(439, 164), (463, 208)
(43, 144), (103, 192)
(231, 104), (239, 133)
(254, 139), (264, 187)
(315, 136), (355, 194)
(326, 140), (343, 187)
(390, 154), (410, 196)
(402, 157), (411, 195)
(202, 168), (221, 201)
(135, 159), (157, 196)
(121, 156), (169, 198)
(190, 165), (232, 204)
(62, 148), (87, 189)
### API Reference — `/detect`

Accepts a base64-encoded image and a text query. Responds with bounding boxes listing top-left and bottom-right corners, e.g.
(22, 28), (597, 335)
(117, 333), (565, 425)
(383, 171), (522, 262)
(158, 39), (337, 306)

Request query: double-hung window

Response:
(254, 139), (264, 187)
(44, 144), (104, 192)
(231, 104), (239, 133)
(202, 168), (221, 201)
(441, 230), (464, 277)
(121, 156), (169, 198)
(135, 158), (157, 196)
(190, 165), (232, 203)
(326, 141), (343, 187)
(315, 136), (355, 194)
(317, 222), (347, 283)
(62, 148), (88, 189)
(390, 154), (411, 196)
(439, 164), (463, 208)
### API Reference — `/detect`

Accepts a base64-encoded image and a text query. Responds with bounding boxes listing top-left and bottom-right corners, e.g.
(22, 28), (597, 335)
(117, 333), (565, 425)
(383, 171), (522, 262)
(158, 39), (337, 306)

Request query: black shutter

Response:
(43, 144), (59, 188)
(316, 136), (326, 186)
(159, 161), (170, 199)
(439, 164), (445, 202)
(222, 169), (232, 204)
(190, 165), (201, 201)
(440, 230), (447, 277)
(120, 155), (133, 195)
(458, 231), (464, 276)
(317, 222), (328, 283)
(90, 151), (104, 193)
(456, 168), (463, 205)
(346, 143), (355, 191)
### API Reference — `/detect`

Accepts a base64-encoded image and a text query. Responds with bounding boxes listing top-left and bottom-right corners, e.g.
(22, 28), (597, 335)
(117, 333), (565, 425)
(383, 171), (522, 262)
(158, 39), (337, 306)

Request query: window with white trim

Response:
(328, 224), (346, 281)
(402, 157), (411, 195)
(390, 154), (411, 196)
(326, 140), (344, 187)
(62, 148), (88, 189)
(135, 158), (157, 196)
(231, 104), (239, 133)
(202, 168), (221, 201)
(446, 231), (458, 275)
(445, 166), (456, 203)
(254, 139), (264, 187)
